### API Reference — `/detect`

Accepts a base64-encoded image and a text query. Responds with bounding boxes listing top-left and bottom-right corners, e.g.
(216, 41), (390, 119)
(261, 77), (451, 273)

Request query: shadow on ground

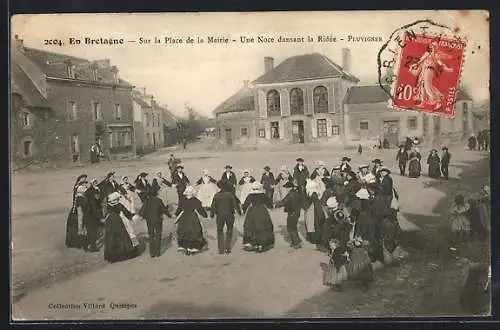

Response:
(284, 155), (491, 317)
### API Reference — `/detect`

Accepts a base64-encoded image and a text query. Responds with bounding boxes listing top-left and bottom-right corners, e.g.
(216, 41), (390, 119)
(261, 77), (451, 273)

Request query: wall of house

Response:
(45, 80), (134, 162)
(140, 107), (164, 150)
(215, 111), (257, 146)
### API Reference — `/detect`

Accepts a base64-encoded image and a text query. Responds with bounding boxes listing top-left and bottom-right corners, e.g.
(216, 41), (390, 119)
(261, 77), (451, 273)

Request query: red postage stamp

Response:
(391, 33), (466, 118)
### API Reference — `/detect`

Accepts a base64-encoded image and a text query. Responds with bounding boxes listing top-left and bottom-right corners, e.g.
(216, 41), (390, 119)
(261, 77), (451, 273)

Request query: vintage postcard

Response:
(10, 11), (490, 320)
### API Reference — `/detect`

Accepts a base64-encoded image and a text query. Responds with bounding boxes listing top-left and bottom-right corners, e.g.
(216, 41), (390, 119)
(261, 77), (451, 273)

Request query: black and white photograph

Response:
(10, 10), (491, 320)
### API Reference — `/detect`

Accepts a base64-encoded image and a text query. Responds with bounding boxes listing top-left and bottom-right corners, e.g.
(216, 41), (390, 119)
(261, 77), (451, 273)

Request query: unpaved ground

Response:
(11, 146), (490, 319)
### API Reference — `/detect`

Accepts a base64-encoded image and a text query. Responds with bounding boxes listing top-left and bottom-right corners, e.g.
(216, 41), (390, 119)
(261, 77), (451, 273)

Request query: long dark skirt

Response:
(65, 210), (84, 249)
(243, 204), (275, 247)
(305, 202), (326, 244)
(428, 163), (441, 178)
(176, 212), (207, 250)
(408, 159), (421, 178)
(346, 247), (374, 283)
(104, 213), (139, 263)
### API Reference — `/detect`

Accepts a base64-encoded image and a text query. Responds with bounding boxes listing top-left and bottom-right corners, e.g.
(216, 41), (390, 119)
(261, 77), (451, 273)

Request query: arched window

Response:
(313, 86), (328, 113)
(266, 90), (281, 116)
(290, 88), (304, 115)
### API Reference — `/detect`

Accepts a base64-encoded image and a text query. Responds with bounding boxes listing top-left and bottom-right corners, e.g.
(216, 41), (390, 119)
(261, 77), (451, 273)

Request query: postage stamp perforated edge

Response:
(386, 31), (468, 119)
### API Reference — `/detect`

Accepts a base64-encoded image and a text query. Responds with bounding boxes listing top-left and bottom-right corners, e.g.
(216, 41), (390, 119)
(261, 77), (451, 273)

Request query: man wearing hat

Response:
(220, 165), (237, 195)
(441, 146), (451, 180)
(275, 180), (303, 249)
(396, 145), (409, 176)
(293, 158), (310, 196)
(340, 157), (352, 173)
(371, 159), (383, 180)
(357, 164), (371, 183)
(210, 181), (242, 254)
(260, 166), (276, 203)
(330, 166), (346, 198)
(134, 172), (151, 203)
(167, 154), (181, 175)
(99, 172), (127, 216)
(172, 165), (190, 203)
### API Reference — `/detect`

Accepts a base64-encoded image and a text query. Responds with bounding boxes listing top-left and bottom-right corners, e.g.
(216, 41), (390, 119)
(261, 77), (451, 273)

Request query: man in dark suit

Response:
(139, 185), (172, 257)
(396, 145), (409, 176)
(220, 165), (237, 194)
(293, 158), (309, 196)
(275, 180), (303, 249)
(441, 146), (451, 180)
(171, 165), (190, 203)
(210, 181), (242, 254)
(371, 159), (383, 181)
(99, 172), (127, 215)
(340, 157), (352, 173)
(134, 172), (151, 203)
(260, 166), (275, 203)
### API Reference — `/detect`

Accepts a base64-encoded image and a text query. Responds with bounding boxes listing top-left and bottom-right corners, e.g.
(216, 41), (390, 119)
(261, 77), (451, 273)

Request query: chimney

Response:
(243, 80), (250, 88)
(341, 48), (351, 73)
(13, 34), (24, 51)
(264, 57), (274, 73)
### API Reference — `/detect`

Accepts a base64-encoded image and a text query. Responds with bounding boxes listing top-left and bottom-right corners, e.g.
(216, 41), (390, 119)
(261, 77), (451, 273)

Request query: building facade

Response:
(132, 89), (165, 154)
(11, 35), (135, 165)
(214, 50), (476, 148)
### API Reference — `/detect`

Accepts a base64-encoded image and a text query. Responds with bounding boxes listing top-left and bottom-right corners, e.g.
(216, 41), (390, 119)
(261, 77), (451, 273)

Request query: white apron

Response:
(119, 210), (139, 247)
(196, 177), (218, 208)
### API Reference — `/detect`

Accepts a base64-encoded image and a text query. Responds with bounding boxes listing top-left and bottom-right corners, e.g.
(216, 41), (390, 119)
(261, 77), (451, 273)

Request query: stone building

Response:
(11, 35), (135, 165)
(214, 49), (476, 148)
(132, 89), (164, 154)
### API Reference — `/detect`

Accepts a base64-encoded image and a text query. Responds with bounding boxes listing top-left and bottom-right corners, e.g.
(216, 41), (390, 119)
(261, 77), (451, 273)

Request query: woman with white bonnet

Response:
(273, 165), (293, 203)
(303, 179), (328, 252)
(65, 174), (88, 249)
(237, 169), (256, 206)
(195, 169), (218, 211)
(241, 182), (275, 253)
(174, 185), (208, 255)
(103, 191), (140, 263)
(120, 176), (136, 213)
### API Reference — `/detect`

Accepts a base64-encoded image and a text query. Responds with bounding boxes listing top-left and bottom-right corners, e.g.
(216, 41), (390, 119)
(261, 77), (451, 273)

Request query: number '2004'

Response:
(44, 39), (63, 46)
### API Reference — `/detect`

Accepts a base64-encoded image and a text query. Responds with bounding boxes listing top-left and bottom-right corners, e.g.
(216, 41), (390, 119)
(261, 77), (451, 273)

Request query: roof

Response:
(252, 53), (360, 85)
(345, 85), (473, 104)
(213, 85), (255, 115)
(22, 47), (132, 87)
(11, 64), (51, 108)
(132, 96), (152, 108)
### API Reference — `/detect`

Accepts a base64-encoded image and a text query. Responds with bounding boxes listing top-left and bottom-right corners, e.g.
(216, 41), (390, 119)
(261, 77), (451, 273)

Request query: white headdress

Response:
(363, 173), (377, 184)
(326, 196), (339, 209)
(356, 188), (370, 200)
(183, 186), (196, 197)
(202, 169), (209, 176)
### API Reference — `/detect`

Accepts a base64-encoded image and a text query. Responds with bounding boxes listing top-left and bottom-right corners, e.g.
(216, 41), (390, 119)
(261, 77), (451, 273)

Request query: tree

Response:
(176, 105), (204, 149)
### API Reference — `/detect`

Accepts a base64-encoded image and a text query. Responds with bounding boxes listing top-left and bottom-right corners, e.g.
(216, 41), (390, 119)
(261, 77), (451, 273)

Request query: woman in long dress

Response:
(303, 179), (327, 251)
(242, 182), (275, 253)
(65, 174), (88, 249)
(237, 169), (256, 205)
(195, 169), (218, 211)
(320, 238), (349, 291)
(120, 176), (137, 214)
(103, 192), (141, 263)
(273, 165), (293, 203)
(427, 149), (441, 178)
(478, 185), (491, 237)
(174, 186), (209, 255)
(346, 234), (374, 291)
(408, 147), (422, 178)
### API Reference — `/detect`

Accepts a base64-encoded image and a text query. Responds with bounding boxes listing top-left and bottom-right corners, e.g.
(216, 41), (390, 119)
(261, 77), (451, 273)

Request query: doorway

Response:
(382, 120), (400, 147)
(292, 120), (304, 144)
(225, 128), (233, 146)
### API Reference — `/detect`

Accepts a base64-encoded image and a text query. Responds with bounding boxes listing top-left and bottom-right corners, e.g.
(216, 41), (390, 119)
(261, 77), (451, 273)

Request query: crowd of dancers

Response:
(65, 146), (488, 292)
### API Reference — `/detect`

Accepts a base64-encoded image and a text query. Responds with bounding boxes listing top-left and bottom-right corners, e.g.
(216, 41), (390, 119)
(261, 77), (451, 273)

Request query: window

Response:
(67, 65), (76, 79)
(21, 111), (32, 128)
(463, 102), (468, 112)
(434, 116), (441, 134)
(290, 88), (304, 115)
(270, 121), (280, 139)
(70, 134), (80, 154)
(266, 90), (281, 116)
(153, 133), (157, 147)
(360, 121), (369, 130)
(92, 68), (99, 81)
(146, 133), (151, 146)
(332, 125), (340, 135)
(146, 113), (150, 127)
(317, 119), (327, 137)
(92, 101), (101, 120)
(407, 116), (417, 130)
(463, 102), (469, 133)
(68, 101), (77, 120)
(313, 86), (328, 113)
(241, 127), (248, 136)
(22, 139), (32, 157)
(115, 104), (121, 120)
(259, 129), (265, 138)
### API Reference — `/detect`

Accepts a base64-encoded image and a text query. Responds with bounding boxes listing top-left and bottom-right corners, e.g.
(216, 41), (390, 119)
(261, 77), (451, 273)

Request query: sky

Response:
(12, 11), (490, 118)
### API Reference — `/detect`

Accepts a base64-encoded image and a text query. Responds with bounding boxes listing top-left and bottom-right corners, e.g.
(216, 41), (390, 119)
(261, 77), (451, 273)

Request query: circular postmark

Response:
(377, 19), (467, 117)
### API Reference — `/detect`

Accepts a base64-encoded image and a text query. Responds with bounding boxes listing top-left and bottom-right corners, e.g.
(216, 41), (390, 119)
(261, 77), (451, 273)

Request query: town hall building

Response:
(213, 48), (475, 149)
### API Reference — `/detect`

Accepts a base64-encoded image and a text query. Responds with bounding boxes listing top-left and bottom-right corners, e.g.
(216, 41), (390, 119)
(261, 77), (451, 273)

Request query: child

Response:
(320, 238), (349, 291)
(346, 235), (374, 291)
(448, 194), (471, 247)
